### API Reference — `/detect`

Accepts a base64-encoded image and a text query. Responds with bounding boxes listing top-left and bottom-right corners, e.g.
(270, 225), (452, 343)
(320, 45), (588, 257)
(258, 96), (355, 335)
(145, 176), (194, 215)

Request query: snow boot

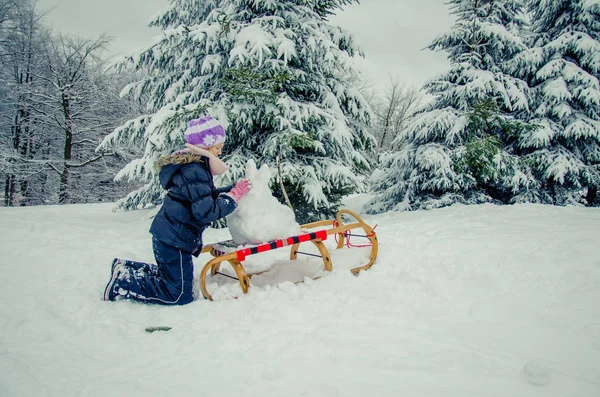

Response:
(103, 258), (123, 301)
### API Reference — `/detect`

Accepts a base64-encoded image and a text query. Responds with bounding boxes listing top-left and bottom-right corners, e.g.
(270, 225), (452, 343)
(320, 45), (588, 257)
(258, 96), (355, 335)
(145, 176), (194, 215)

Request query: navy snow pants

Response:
(115, 237), (195, 305)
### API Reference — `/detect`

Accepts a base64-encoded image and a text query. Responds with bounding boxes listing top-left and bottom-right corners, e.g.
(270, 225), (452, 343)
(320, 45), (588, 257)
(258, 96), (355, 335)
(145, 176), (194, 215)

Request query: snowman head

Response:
(226, 159), (301, 245)
(244, 159), (271, 197)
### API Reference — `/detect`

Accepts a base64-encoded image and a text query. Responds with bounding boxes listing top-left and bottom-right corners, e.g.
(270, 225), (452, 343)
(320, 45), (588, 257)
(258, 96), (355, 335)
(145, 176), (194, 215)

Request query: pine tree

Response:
(99, 0), (374, 223)
(509, 0), (600, 206)
(366, 0), (536, 213)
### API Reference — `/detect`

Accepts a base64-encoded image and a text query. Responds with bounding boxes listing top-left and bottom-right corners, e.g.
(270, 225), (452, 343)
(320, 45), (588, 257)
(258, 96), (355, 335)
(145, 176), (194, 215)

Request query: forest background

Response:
(1, 0), (598, 220)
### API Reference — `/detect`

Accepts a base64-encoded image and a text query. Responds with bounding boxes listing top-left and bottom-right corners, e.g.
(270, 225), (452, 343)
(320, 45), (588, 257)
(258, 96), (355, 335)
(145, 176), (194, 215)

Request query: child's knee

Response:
(177, 291), (194, 305)
(168, 282), (194, 305)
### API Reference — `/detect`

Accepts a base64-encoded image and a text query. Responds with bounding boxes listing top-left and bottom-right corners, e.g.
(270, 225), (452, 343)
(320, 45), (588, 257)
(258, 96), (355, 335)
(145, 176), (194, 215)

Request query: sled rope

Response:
(215, 271), (239, 281)
(296, 251), (324, 259)
(333, 220), (377, 248)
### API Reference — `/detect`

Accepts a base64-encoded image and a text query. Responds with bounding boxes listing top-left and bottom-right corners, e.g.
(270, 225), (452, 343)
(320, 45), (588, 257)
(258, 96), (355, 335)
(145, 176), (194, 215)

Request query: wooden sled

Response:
(198, 209), (378, 300)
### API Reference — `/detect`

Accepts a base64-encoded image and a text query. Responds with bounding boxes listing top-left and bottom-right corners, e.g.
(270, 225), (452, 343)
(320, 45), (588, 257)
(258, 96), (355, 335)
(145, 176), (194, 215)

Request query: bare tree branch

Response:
(67, 152), (115, 168)
(361, 76), (426, 153)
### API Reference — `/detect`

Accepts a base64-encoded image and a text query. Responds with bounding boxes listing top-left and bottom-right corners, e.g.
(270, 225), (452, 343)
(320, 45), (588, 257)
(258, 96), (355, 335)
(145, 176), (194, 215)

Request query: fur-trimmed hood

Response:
(155, 153), (207, 190)
(155, 153), (205, 170)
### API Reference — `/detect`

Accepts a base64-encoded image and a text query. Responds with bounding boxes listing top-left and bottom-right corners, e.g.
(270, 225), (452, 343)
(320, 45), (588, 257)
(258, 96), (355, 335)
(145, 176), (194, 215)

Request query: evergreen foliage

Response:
(100, 0), (375, 223)
(366, 0), (538, 213)
(509, 0), (600, 206)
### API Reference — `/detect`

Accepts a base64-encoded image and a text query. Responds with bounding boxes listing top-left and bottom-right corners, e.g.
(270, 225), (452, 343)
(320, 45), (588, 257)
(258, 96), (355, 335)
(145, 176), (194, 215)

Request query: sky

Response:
(36, 0), (455, 90)
(1, 192), (599, 396)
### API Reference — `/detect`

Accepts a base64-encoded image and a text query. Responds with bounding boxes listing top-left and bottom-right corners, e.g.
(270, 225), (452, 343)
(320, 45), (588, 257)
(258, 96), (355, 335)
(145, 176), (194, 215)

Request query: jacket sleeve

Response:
(213, 184), (234, 199)
(178, 165), (237, 223)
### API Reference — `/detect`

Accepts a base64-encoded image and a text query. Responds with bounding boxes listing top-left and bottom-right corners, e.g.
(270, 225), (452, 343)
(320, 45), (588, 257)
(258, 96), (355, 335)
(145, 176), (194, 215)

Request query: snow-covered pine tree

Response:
(365, 0), (536, 213)
(98, 0), (374, 223)
(509, 0), (600, 206)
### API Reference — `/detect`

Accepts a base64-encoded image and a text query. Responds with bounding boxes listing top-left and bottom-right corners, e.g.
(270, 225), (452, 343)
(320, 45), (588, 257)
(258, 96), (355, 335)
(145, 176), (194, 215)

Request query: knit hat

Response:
(184, 116), (226, 148)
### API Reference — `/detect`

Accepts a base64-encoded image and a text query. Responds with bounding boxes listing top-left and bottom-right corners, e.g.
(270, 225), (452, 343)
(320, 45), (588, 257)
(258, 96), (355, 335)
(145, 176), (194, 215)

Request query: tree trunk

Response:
(59, 164), (69, 203)
(586, 185), (597, 206)
(59, 93), (73, 204)
(59, 127), (72, 204)
(379, 104), (394, 149)
(4, 174), (15, 206)
(19, 180), (28, 206)
(18, 108), (32, 205)
(5, 108), (25, 207)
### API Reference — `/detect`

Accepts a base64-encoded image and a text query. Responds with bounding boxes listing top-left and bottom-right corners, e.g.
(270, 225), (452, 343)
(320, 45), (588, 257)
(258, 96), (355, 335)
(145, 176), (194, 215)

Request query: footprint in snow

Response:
(522, 359), (551, 386)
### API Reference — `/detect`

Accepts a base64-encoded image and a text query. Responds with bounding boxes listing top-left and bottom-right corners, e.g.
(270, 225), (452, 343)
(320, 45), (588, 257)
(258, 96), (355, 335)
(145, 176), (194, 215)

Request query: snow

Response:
(232, 24), (274, 67)
(227, 160), (300, 245)
(1, 196), (600, 396)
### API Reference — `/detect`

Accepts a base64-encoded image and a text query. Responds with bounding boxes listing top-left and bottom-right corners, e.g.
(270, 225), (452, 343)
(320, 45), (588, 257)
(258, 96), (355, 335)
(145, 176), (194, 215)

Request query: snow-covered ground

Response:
(1, 195), (599, 396)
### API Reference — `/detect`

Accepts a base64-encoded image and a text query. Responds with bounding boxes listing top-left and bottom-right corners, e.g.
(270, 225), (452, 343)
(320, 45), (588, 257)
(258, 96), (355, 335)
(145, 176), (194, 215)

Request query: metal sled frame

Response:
(198, 209), (378, 301)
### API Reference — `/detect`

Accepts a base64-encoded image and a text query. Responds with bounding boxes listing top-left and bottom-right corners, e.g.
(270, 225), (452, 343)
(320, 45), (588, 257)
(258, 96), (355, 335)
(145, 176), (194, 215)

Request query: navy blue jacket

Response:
(149, 154), (237, 256)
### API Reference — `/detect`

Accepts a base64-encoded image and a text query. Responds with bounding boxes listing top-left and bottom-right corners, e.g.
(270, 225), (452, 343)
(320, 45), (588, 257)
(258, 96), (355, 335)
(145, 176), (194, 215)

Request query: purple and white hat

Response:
(184, 116), (226, 148)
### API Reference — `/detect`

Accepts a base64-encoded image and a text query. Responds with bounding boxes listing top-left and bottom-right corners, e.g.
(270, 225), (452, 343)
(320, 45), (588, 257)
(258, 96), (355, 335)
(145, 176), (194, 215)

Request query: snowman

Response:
(227, 159), (301, 245)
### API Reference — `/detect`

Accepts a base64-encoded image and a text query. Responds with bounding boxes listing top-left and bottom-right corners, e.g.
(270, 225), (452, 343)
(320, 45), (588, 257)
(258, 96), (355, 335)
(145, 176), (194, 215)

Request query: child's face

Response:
(208, 143), (224, 157)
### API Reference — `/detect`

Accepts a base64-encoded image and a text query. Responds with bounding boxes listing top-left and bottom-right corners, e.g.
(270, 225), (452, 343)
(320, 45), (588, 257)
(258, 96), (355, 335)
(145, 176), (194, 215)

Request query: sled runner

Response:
(198, 209), (378, 300)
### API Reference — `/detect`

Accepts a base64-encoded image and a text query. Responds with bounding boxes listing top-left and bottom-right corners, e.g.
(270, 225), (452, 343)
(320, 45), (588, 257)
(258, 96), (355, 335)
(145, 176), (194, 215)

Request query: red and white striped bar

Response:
(235, 230), (328, 262)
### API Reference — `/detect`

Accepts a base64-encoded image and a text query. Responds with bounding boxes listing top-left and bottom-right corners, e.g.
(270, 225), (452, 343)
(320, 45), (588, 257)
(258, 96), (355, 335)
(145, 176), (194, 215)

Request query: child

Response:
(103, 116), (251, 305)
